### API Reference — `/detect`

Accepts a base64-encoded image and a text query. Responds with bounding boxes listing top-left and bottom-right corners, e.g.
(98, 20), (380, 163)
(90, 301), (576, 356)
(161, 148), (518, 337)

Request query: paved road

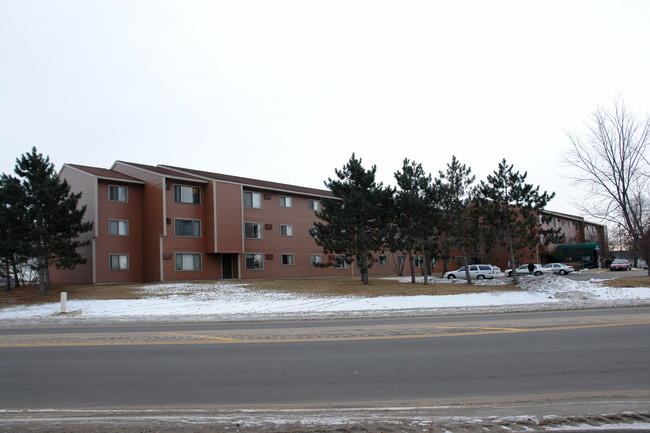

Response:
(564, 268), (648, 281)
(1, 308), (649, 411)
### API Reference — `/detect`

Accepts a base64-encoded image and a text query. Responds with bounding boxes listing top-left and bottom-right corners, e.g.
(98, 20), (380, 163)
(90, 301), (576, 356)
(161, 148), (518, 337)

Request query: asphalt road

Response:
(1, 307), (649, 411)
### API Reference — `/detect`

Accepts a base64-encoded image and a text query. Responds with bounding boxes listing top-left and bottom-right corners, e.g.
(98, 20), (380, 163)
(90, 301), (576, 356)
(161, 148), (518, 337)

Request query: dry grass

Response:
(600, 275), (650, 288)
(1, 274), (647, 308)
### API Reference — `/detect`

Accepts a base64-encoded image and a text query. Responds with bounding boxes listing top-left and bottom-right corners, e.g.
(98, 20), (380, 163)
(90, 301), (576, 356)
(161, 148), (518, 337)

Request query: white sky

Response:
(1, 1), (649, 216)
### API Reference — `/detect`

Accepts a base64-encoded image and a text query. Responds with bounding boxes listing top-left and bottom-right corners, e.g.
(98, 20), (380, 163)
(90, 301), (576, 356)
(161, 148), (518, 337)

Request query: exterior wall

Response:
(94, 179), (143, 283)
(214, 181), (244, 253)
(112, 163), (166, 282)
(48, 166), (95, 284)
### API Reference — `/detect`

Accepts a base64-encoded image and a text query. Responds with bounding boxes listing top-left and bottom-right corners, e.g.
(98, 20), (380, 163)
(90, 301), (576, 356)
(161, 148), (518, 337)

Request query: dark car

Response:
(610, 259), (632, 271)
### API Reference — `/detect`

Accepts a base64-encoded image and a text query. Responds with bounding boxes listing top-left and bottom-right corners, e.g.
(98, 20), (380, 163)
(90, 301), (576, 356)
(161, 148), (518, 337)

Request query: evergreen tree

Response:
(475, 159), (555, 285)
(437, 156), (478, 283)
(314, 154), (394, 285)
(0, 174), (29, 289)
(14, 148), (93, 295)
(393, 159), (440, 284)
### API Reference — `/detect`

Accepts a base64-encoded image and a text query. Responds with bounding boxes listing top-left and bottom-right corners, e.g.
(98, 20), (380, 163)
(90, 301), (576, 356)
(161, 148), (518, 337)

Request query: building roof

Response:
(63, 164), (145, 184)
(112, 161), (208, 184)
(160, 164), (334, 198)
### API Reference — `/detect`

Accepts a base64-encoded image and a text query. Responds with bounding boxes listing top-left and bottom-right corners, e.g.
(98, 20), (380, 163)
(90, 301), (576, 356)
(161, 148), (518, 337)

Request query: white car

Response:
(543, 263), (575, 275)
(444, 264), (501, 280)
(506, 264), (551, 277)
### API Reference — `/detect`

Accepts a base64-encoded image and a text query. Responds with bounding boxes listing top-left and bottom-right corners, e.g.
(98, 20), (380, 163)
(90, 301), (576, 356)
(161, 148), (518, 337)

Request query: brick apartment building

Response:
(49, 162), (608, 285)
(49, 162), (398, 285)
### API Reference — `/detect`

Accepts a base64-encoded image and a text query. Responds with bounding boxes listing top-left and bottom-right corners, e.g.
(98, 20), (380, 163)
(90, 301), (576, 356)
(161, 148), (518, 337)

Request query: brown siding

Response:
(215, 181), (244, 253)
(94, 180), (144, 283)
(113, 163), (165, 282)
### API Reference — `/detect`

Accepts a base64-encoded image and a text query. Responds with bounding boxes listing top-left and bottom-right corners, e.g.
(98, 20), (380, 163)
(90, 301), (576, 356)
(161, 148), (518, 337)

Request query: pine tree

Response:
(393, 159), (440, 284)
(314, 154), (394, 285)
(475, 159), (555, 285)
(14, 148), (93, 295)
(437, 156), (477, 283)
(0, 174), (29, 289)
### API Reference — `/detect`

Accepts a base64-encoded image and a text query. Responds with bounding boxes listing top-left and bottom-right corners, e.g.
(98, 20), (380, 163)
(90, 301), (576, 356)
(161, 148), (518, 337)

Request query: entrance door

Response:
(222, 254), (233, 279)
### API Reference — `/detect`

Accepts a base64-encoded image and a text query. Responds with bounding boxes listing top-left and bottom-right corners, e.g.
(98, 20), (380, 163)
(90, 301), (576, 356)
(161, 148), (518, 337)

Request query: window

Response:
(379, 255), (387, 265)
(109, 185), (127, 202)
(335, 254), (348, 269)
(173, 185), (200, 204)
(281, 254), (294, 265)
(414, 256), (424, 268)
(175, 219), (201, 237)
(244, 192), (261, 208)
(310, 254), (322, 266)
(109, 254), (128, 270)
(109, 220), (128, 236)
(398, 255), (405, 265)
(245, 222), (262, 239)
(245, 253), (263, 270)
(279, 196), (292, 208)
(309, 227), (317, 238)
(280, 224), (293, 237)
(175, 253), (201, 271)
(308, 200), (320, 211)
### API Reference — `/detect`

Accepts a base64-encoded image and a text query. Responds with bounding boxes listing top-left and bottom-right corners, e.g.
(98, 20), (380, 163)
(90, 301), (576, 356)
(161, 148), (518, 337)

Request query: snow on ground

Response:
(1, 275), (649, 325)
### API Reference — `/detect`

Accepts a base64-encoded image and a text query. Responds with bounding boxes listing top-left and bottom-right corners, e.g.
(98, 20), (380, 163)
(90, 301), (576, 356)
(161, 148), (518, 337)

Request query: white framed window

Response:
(245, 253), (263, 270)
(109, 185), (127, 202)
(109, 220), (128, 236)
(245, 222), (262, 239)
(335, 254), (348, 269)
(280, 224), (293, 237)
(308, 199), (320, 211)
(244, 191), (262, 208)
(109, 254), (128, 270)
(379, 255), (387, 264)
(175, 219), (201, 237)
(279, 196), (292, 208)
(310, 254), (322, 266)
(173, 185), (200, 204)
(414, 256), (424, 267)
(281, 254), (294, 265)
(175, 253), (201, 271)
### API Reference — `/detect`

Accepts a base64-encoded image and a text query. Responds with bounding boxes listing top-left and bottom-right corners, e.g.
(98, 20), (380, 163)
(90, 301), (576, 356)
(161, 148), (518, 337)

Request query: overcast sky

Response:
(1, 1), (649, 216)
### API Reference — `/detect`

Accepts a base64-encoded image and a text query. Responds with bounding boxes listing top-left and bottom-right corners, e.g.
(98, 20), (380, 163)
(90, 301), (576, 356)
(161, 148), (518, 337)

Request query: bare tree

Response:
(565, 97), (650, 277)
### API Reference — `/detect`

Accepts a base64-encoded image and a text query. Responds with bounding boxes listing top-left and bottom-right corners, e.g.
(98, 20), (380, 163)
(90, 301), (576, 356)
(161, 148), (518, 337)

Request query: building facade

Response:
(49, 162), (397, 285)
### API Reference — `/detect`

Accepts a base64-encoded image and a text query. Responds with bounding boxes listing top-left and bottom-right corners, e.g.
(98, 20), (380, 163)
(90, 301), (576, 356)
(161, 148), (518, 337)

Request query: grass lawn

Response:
(0, 275), (648, 308)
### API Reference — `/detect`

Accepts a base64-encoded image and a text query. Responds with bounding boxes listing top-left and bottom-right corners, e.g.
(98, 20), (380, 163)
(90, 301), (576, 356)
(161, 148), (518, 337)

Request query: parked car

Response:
(505, 264), (551, 277)
(542, 263), (575, 275)
(610, 259), (632, 271)
(444, 264), (501, 280)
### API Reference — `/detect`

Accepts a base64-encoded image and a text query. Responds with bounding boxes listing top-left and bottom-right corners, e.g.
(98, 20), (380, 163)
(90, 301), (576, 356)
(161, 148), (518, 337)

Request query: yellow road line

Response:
(1, 321), (648, 348)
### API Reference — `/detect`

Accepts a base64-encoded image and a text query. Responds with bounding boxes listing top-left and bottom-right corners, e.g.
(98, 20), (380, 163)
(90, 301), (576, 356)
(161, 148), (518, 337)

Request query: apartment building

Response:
(49, 162), (397, 285)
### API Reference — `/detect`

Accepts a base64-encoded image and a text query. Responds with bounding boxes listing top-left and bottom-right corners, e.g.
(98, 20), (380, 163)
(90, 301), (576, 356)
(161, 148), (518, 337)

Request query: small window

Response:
(175, 219), (201, 237)
(379, 255), (387, 265)
(335, 254), (348, 269)
(310, 254), (322, 266)
(244, 192), (262, 208)
(281, 254), (294, 265)
(308, 200), (320, 211)
(414, 256), (424, 268)
(398, 255), (405, 265)
(245, 222), (262, 239)
(173, 185), (200, 204)
(280, 225), (293, 237)
(109, 254), (128, 270)
(109, 220), (128, 236)
(279, 196), (292, 208)
(109, 185), (127, 202)
(245, 253), (263, 270)
(175, 253), (201, 271)
(308, 227), (317, 238)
